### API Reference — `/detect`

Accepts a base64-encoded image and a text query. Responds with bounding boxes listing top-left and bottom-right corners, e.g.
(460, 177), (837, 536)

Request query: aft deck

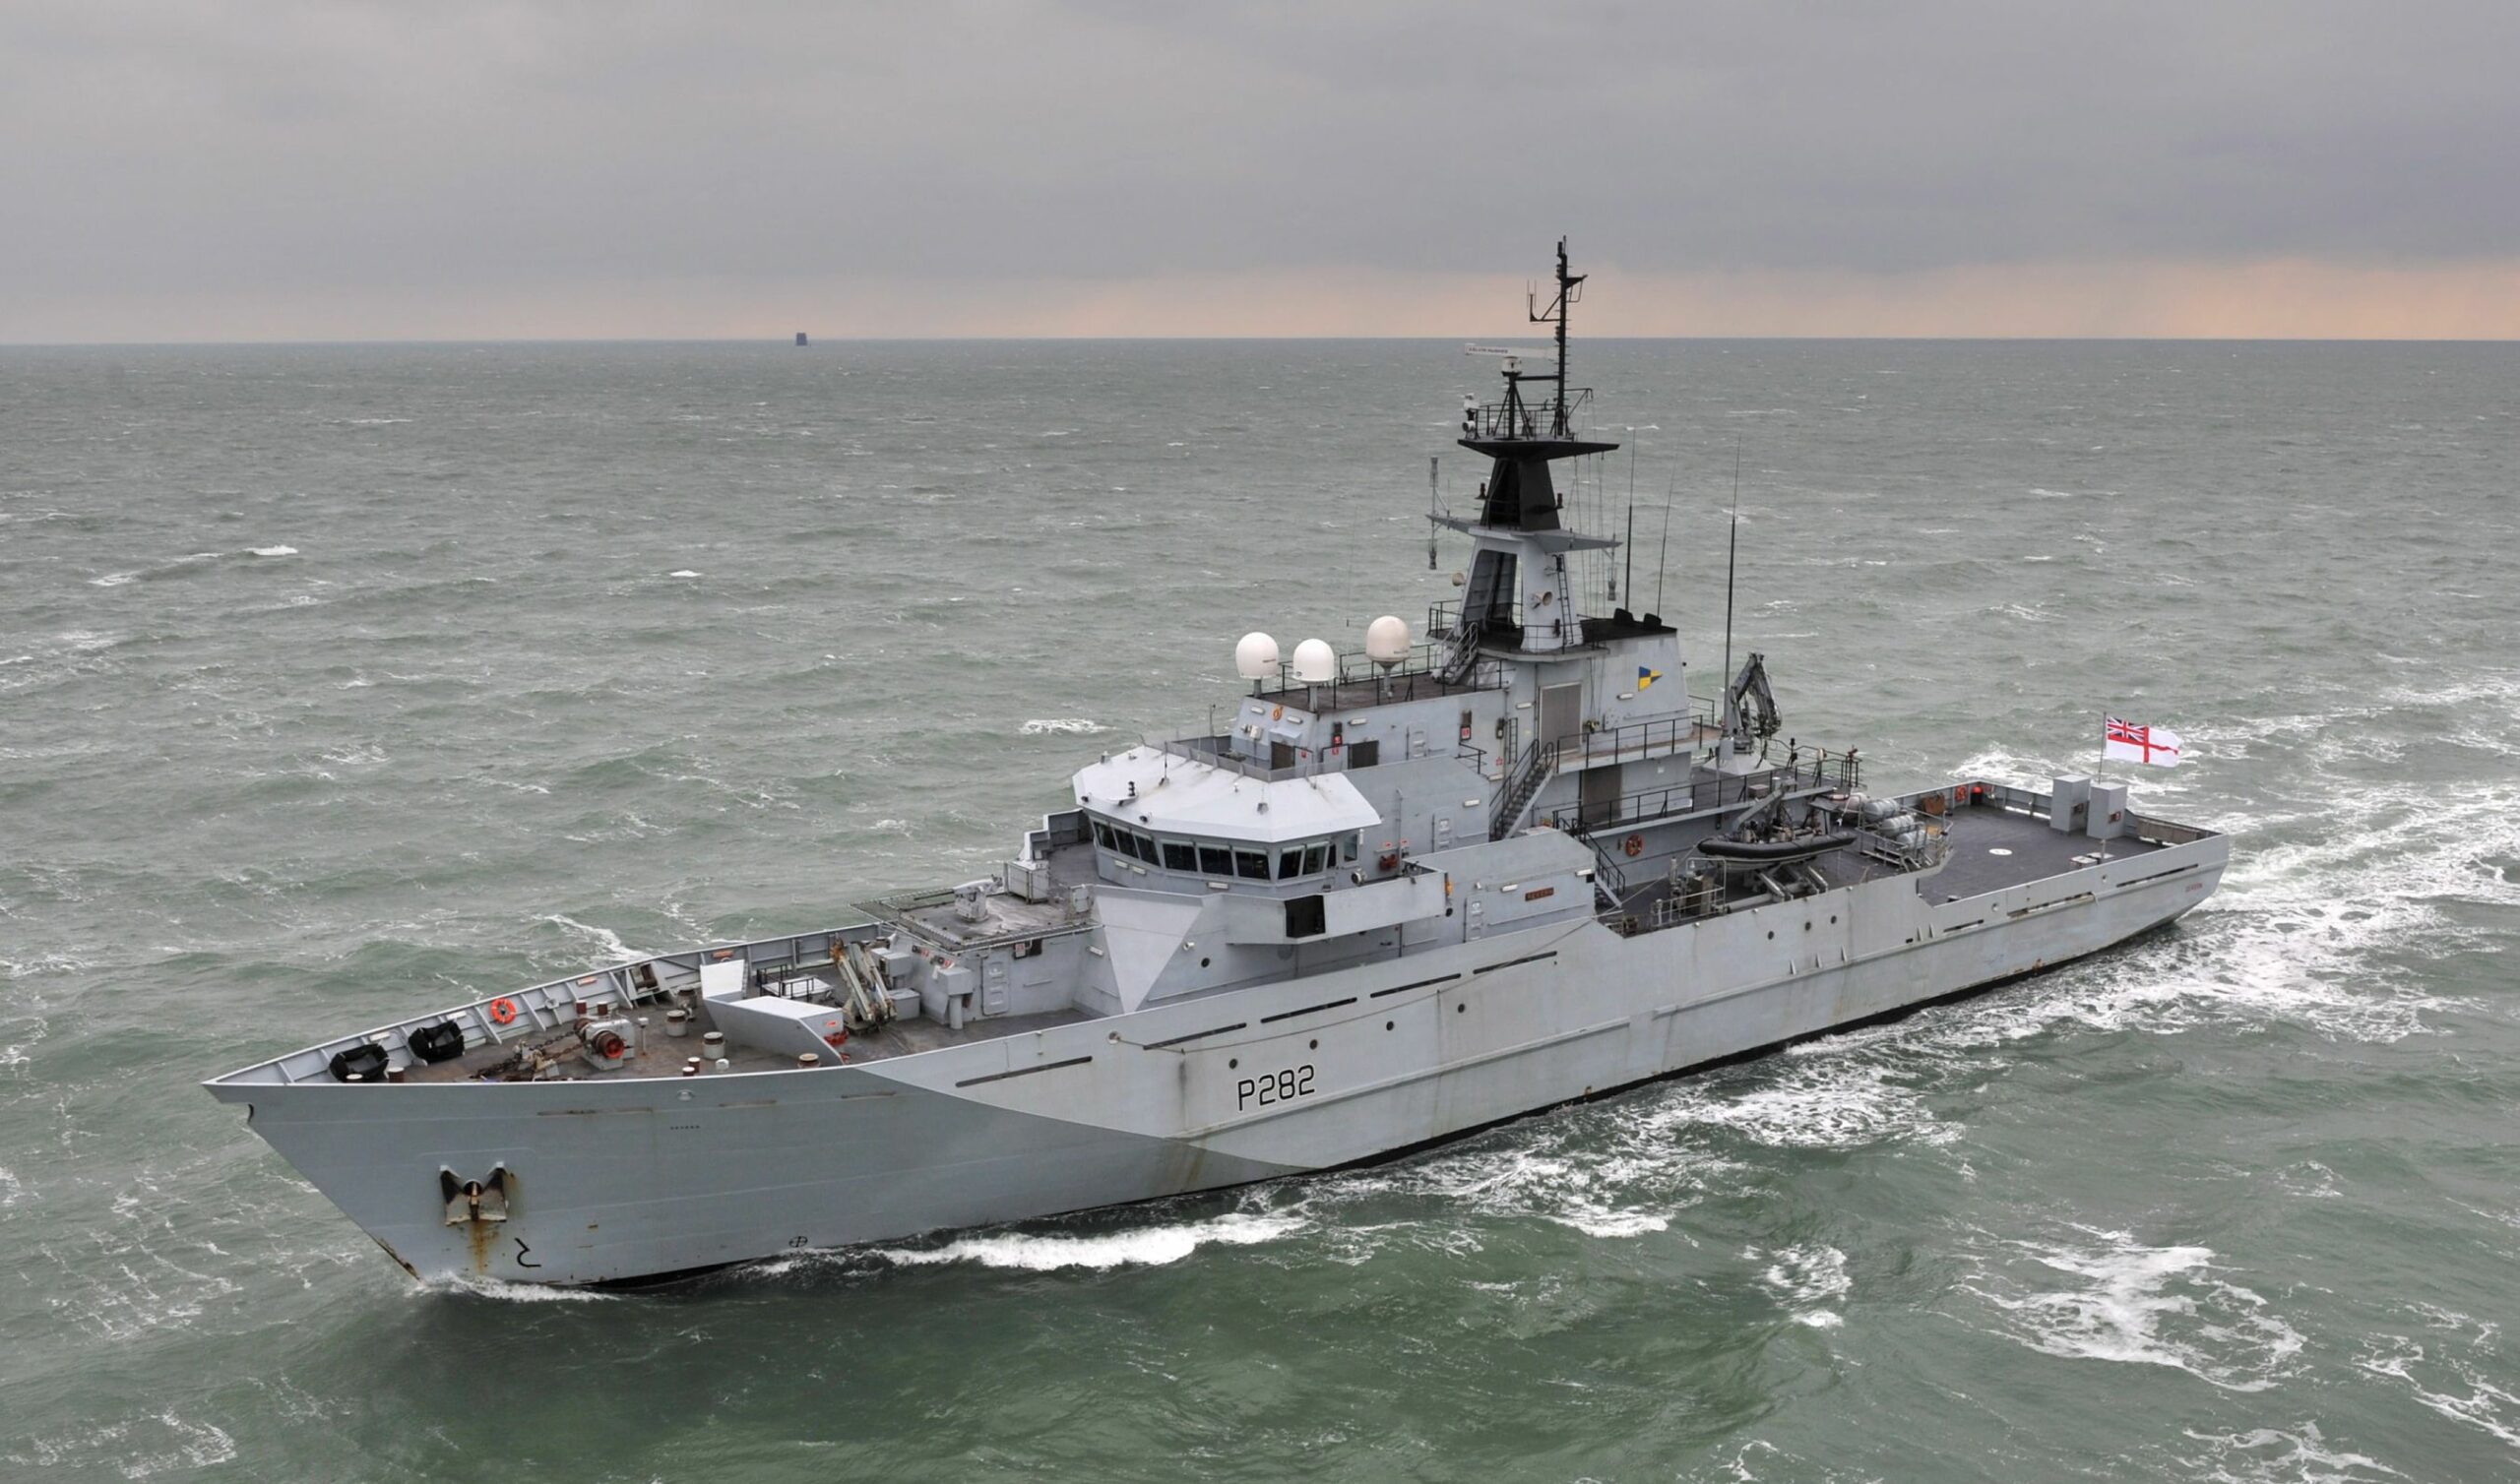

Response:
(1598, 785), (2185, 934)
(1925, 798), (2169, 900)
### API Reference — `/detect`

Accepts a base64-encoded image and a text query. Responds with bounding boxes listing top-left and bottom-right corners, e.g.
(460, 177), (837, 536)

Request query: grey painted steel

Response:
(204, 244), (2229, 1287)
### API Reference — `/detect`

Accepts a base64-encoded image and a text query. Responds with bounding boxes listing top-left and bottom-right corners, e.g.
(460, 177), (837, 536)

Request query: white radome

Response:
(1364, 615), (1411, 668)
(1291, 638), (1337, 684)
(1233, 632), (1281, 680)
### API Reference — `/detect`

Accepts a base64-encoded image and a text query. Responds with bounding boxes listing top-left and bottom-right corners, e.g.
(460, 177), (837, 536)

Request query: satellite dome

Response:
(1364, 615), (1411, 669)
(1233, 632), (1281, 681)
(1291, 639), (1337, 684)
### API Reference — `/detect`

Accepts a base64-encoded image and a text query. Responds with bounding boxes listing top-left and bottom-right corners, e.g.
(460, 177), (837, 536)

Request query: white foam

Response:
(536, 914), (642, 965)
(88, 571), (137, 587)
(247, 544), (297, 557)
(1551, 1207), (1670, 1238)
(668, 569), (700, 578)
(1960, 1228), (2301, 1391)
(2182, 1424), (2404, 1483)
(877, 1209), (1305, 1270)
(1752, 1243), (1851, 1327)
(2357, 1333), (2520, 1449)
(1943, 741), (2504, 1046)
(1660, 1053), (1954, 1149)
(1020, 717), (1108, 736)
(1292, 1108), (1731, 1254)
(9, 1411), (239, 1479)
(434, 1275), (616, 1302)
(0, 1165), (23, 1208)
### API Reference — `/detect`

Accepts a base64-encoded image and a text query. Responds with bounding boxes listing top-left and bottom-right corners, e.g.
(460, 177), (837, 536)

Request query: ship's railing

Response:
(1152, 732), (1284, 782)
(1463, 389), (1594, 442)
(1555, 709), (1721, 772)
(1255, 639), (1505, 699)
(1546, 749), (1858, 835)
(1427, 600), (1678, 654)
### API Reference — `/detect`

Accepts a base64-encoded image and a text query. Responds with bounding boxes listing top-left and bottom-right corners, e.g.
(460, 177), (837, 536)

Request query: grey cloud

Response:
(1, 0), (2513, 312)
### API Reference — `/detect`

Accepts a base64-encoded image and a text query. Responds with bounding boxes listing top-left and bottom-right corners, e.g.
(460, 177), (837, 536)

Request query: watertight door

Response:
(1541, 682), (1581, 745)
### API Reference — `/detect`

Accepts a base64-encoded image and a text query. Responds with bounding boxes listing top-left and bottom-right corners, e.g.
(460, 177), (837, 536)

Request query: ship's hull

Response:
(210, 837), (2225, 1286)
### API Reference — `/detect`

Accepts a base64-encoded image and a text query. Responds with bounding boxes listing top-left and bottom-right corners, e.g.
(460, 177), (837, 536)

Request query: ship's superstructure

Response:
(208, 243), (2227, 1287)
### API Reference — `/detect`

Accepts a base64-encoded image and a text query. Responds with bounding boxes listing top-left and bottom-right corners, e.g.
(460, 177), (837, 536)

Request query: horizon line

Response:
(11, 332), (2520, 349)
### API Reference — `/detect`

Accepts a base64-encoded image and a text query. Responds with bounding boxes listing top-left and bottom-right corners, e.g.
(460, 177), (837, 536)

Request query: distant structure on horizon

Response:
(795, 331), (809, 347)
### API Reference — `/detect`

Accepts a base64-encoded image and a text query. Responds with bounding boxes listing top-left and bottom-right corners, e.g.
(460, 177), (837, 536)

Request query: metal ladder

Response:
(1489, 738), (1560, 840)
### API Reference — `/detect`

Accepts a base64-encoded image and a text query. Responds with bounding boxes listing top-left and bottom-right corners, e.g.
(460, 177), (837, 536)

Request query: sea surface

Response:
(1, 338), (2514, 1483)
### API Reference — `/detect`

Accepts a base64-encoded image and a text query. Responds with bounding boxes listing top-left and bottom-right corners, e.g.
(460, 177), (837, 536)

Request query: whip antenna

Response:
(1722, 436), (1742, 731)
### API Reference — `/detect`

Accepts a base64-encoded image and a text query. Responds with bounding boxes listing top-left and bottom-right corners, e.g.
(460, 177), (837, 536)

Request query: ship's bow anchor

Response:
(441, 1167), (511, 1227)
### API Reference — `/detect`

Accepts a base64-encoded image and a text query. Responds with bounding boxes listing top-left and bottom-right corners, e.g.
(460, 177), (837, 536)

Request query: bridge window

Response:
(1161, 840), (1197, 871)
(1199, 844), (1232, 876)
(1279, 847), (1304, 880)
(1233, 849), (1270, 881)
(1303, 843), (1329, 875)
(1093, 820), (1117, 850)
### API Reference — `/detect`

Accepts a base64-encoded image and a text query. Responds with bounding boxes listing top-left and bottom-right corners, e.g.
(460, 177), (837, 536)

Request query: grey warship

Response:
(208, 242), (2228, 1287)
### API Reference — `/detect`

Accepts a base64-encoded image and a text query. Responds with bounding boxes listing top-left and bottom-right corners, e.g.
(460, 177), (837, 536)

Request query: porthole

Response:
(1385, 1020), (1394, 1030)
(1456, 1004), (1466, 1014)
(1308, 1039), (1318, 1050)
(1766, 930), (1775, 940)
(1200, 957), (1211, 968)
(1228, 1058), (1238, 1069)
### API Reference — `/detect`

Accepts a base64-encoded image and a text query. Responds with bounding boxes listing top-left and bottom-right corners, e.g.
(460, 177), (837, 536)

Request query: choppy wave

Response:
(1752, 1243), (1850, 1328)
(2355, 1303), (2519, 1450)
(1957, 1227), (2302, 1391)
(2181, 1424), (2404, 1483)
(247, 544), (297, 557)
(1020, 717), (1108, 736)
(536, 914), (642, 965)
(3, 1410), (238, 1478)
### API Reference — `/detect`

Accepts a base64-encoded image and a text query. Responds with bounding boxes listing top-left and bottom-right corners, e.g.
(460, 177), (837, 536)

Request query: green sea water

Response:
(1, 339), (2514, 1482)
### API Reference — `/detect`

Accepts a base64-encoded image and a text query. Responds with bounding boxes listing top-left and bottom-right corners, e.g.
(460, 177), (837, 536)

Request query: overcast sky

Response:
(5, 1), (2516, 340)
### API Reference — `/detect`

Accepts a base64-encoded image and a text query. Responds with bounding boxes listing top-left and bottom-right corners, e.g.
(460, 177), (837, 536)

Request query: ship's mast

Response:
(1525, 236), (1584, 439)
(1436, 240), (1622, 676)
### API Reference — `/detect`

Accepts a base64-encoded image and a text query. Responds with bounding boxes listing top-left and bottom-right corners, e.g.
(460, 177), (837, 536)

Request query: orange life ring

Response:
(488, 997), (519, 1025)
(1621, 834), (1645, 858)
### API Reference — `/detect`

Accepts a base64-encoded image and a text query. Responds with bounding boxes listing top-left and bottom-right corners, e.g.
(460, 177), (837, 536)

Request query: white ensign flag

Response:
(2104, 716), (2183, 767)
